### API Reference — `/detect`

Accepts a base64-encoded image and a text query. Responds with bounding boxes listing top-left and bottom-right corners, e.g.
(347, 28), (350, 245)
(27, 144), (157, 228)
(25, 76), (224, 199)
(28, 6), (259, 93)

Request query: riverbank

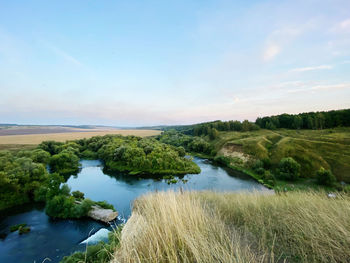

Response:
(160, 128), (350, 192)
(1, 157), (267, 263)
(190, 152), (275, 189)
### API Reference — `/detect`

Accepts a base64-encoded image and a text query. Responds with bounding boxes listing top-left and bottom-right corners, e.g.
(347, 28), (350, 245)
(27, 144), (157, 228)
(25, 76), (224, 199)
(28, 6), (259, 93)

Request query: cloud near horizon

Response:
(290, 65), (333, 72)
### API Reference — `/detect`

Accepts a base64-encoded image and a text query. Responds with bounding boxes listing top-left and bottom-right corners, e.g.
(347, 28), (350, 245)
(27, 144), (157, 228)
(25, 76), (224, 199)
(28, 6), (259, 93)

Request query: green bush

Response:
(262, 170), (276, 186)
(72, 190), (85, 200)
(10, 223), (27, 232)
(261, 158), (272, 169)
(49, 150), (80, 176)
(80, 149), (97, 159)
(278, 157), (300, 181)
(18, 226), (31, 234)
(252, 160), (265, 175)
(343, 185), (350, 193)
(252, 159), (264, 170)
(94, 200), (115, 211)
(316, 168), (336, 186)
(30, 149), (51, 164)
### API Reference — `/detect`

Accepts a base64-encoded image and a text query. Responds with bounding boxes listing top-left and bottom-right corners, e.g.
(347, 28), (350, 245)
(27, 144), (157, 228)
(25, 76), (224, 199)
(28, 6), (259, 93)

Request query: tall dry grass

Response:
(197, 191), (350, 262)
(113, 191), (260, 263)
(111, 191), (350, 263)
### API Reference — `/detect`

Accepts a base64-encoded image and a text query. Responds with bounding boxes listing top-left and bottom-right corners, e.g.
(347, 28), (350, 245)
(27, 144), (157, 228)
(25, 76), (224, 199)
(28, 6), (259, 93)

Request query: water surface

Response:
(0, 157), (269, 263)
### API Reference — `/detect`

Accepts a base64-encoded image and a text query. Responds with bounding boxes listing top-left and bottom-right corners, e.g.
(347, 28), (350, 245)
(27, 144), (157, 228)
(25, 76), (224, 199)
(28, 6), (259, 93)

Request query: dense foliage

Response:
(256, 108), (350, 130)
(0, 150), (49, 210)
(0, 140), (115, 217)
(39, 141), (81, 176)
(316, 168), (336, 186)
(278, 157), (301, 181)
(158, 120), (259, 136)
(157, 130), (213, 155)
(192, 120), (259, 136)
(75, 135), (200, 175)
(1, 133), (201, 213)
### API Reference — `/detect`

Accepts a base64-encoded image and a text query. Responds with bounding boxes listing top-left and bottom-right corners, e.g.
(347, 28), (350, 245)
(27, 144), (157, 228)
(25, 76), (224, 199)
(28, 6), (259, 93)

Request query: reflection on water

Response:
(0, 157), (269, 263)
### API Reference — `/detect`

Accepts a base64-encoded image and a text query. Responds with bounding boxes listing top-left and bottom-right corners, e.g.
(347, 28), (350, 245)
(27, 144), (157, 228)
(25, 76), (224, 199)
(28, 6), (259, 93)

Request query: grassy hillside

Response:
(104, 191), (350, 263)
(209, 128), (350, 184)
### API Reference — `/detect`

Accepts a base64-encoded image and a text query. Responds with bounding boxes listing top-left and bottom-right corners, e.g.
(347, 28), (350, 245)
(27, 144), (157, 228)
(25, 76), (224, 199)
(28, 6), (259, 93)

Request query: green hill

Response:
(209, 128), (350, 184)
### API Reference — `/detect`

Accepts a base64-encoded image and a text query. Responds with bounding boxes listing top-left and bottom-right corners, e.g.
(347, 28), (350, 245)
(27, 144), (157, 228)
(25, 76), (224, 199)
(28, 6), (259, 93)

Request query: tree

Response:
(242, 120), (251, 132)
(316, 168), (336, 186)
(209, 128), (219, 140)
(292, 116), (303, 129)
(278, 157), (300, 181)
(38, 141), (64, 155)
(232, 121), (242, 131)
(50, 150), (80, 175)
(30, 149), (51, 164)
(266, 121), (276, 130)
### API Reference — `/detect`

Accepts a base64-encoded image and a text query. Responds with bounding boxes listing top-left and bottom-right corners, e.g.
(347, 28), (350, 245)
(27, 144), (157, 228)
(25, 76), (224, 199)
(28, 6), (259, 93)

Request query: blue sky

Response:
(0, 0), (350, 126)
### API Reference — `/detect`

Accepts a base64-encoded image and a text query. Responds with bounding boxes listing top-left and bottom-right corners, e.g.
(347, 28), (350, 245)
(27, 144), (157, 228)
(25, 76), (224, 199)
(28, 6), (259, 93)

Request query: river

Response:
(0, 157), (269, 263)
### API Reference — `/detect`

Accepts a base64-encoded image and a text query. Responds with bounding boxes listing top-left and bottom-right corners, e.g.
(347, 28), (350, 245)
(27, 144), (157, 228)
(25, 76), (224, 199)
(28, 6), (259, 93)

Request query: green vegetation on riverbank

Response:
(10, 223), (30, 234)
(75, 135), (200, 175)
(103, 190), (350, 263)
(0, 134), (200, 214)
(157, 127), (350, 191)
(0, 143), (113, 218)
(61, 228), (122, 263)
(0, 149), (50, 210)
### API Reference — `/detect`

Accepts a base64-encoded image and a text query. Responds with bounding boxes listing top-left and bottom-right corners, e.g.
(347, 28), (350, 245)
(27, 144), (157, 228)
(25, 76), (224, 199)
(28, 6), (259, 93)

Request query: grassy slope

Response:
(209, 128), (350, 184)
(110, 191), (350, 263)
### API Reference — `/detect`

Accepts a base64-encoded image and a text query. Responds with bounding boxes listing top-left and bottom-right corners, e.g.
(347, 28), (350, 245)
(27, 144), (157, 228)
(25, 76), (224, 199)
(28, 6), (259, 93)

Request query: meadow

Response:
(114, 191), (350, 263)
(208, 128), (350, 183)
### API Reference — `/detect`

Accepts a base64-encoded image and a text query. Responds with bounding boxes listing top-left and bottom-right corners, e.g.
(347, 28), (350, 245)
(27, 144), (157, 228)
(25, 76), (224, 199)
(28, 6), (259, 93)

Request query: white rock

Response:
(327, 193), (336, 198)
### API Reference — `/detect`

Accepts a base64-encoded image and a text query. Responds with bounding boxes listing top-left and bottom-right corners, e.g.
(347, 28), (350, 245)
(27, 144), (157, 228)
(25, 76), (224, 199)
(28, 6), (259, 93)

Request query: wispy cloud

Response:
(41, 40), (83, 67)
(287, 83), (350, 93)
(311, 83), (350, 91)
(263, 44), (281, 61)
(290, 65), (333, 72)
(332, 18), (350, 33)
(262, 22), (315, 62)
(49, 45), (82, 66)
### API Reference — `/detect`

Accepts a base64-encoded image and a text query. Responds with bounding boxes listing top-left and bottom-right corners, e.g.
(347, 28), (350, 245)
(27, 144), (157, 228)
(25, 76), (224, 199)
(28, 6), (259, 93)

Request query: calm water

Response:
(0, 157), (269, 263)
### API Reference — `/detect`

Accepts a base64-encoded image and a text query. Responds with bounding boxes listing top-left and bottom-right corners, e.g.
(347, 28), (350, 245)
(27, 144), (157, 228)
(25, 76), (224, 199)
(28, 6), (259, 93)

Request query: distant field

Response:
(0, 130), (161, 147)
(0, 125), (120, 135)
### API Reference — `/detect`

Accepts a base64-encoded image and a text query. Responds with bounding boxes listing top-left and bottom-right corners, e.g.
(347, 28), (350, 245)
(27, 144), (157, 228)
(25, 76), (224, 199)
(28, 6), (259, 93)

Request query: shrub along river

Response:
(0, 157), (270, 263)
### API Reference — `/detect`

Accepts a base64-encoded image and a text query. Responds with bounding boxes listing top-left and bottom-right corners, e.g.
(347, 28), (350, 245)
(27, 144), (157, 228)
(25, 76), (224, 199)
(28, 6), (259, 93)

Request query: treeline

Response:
(161, 120), (259, 138)
(256, 109), (350, 130)
(193, 120), (259, 137)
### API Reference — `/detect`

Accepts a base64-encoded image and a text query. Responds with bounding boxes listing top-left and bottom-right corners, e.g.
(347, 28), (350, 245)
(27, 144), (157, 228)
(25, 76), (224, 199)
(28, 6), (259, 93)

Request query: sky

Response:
(0, 0), (350, 126)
